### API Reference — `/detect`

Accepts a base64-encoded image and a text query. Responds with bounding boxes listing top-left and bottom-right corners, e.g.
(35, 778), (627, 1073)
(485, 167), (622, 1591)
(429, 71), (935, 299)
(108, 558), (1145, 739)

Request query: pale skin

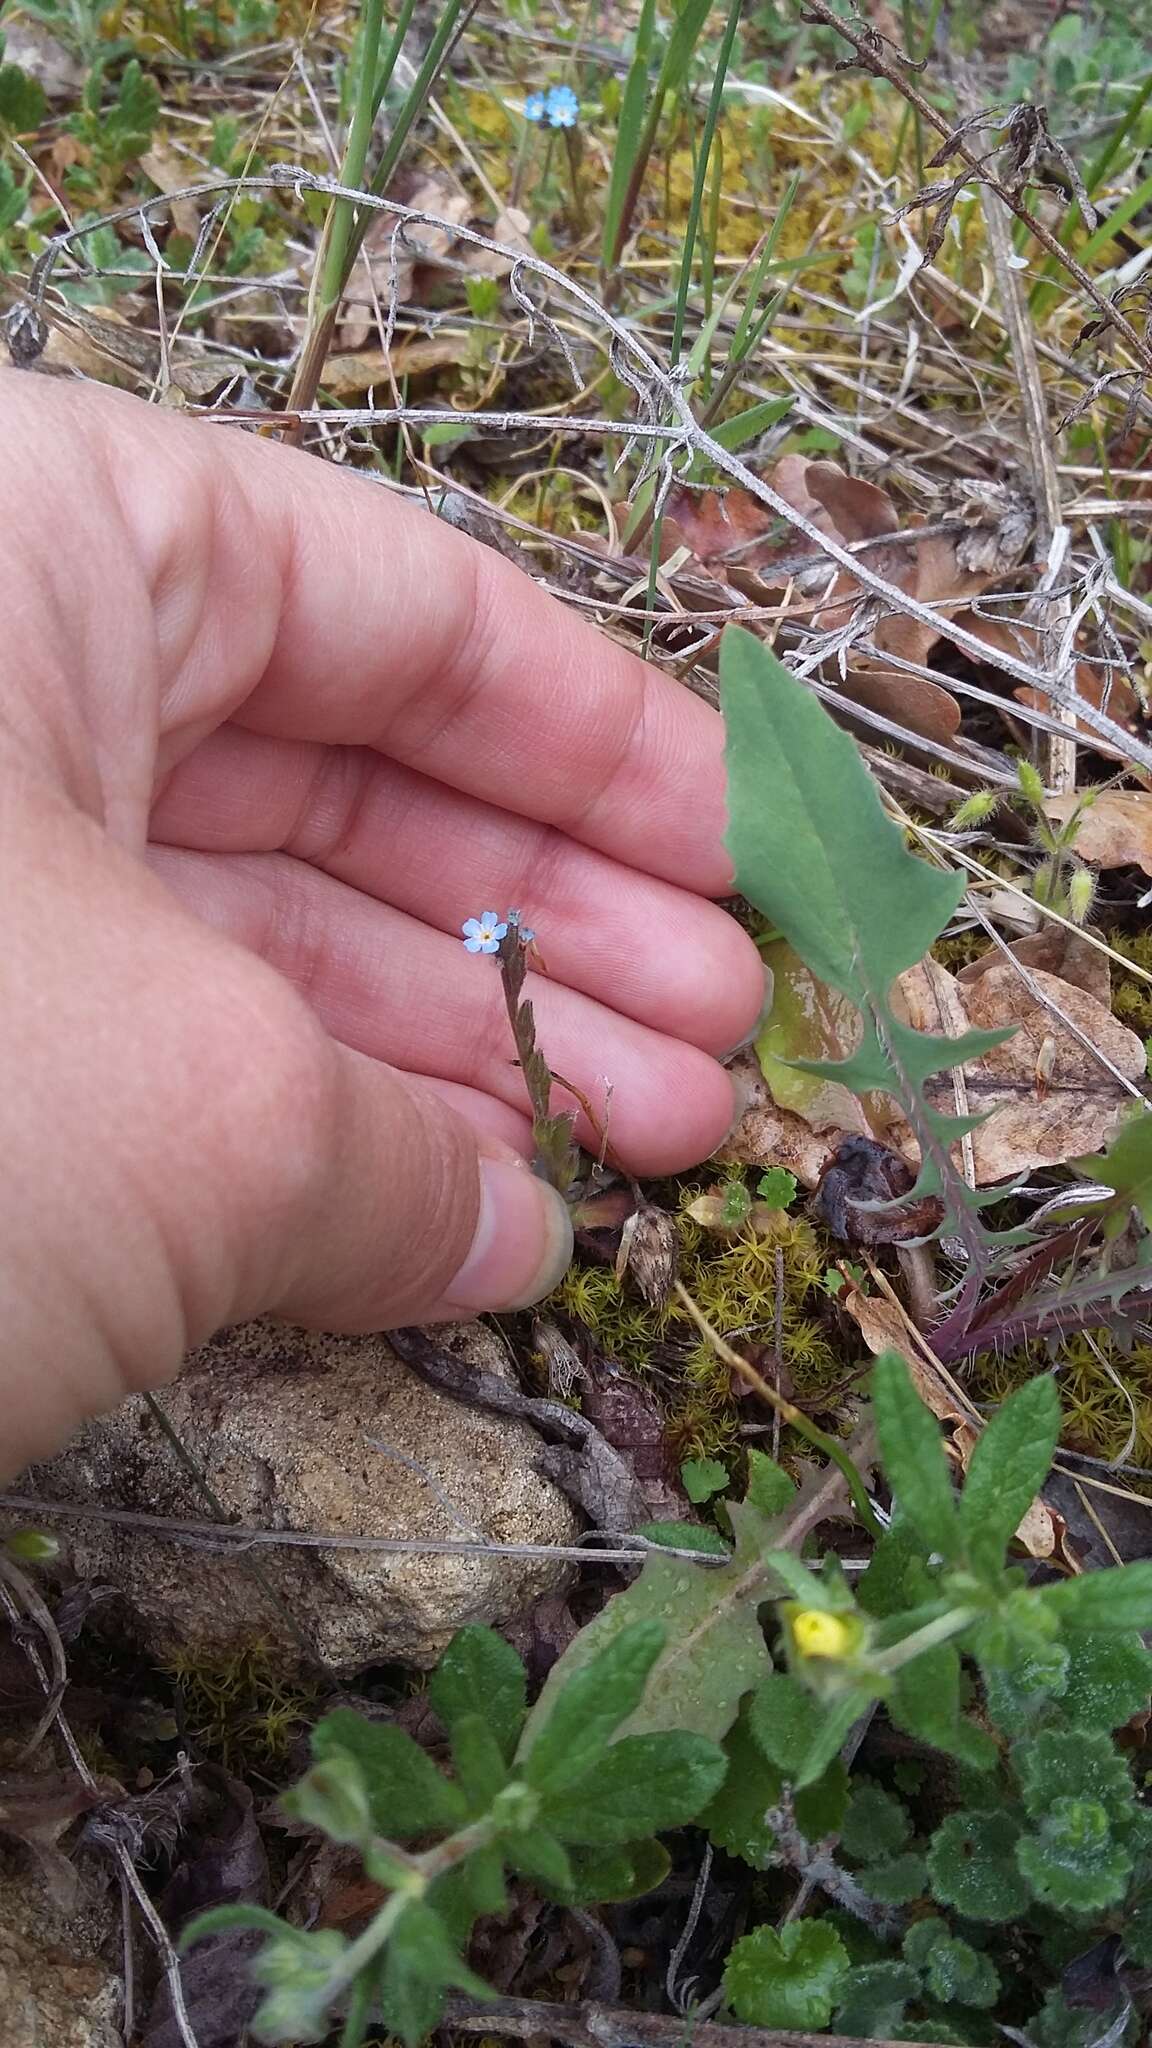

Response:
(0, 371), (763, 1481)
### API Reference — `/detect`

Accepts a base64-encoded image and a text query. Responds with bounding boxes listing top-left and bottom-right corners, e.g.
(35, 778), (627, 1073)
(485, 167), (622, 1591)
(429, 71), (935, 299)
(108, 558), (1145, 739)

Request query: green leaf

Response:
(747, 1670), (825, 1775)
(927, 1810), (1030, 1922)
(1077, 1108), (1152, 1234)
(446, 1713), (509, 1814)
(635, 1519), (731, 1557)
(720, 625), (963, 1004)
(710, 398), (793, 453)
(519, 1618), (665, 1792)
(506, 1829), (573, 1893)
(794, 1760), (850, 1843)
(0, 62), (44, 134)
(858, 1852), (928, 1904)
(550, 1838), (671, 1906)
(429, 1626), (527, 1761)
(1039, 1560), (1152, 1632)
(600, 0), (655, 267)
(889, 1642), (999, 1770)
(724, 1920), (850, 2029)
(857, 1518), (936, 1619)
(903, 1920), (1000, 2007)
(460, 1842), (507, 1918)
(1015, 1728), (1135, 1823)
(247, 1927), (350, 2046)
(681, 1456), (729, 1504)
(960, 1375), (1060, 1576)
(1061, 1629), (1152, 1729)
(281, 1756), (373, 1846)
(871, 1353), (960, 1562)
(840, 1781), (910, 1864)
(378, 1899), (492, 2048)
(745, 1448), (797, 1514)
(312, 1709), (468, 1838)
(183, 1902), (307, 1948)
(756, 1166), (799, 1208)
(518, 1512), (772, 1752)
(1121, 1896), (1152, 1966)
(703, 1699), (782, 1866)
(540, 1731), (727, 1844)
(834, 1960), (919, 2038)
(1016, 1797), (1133, 1913)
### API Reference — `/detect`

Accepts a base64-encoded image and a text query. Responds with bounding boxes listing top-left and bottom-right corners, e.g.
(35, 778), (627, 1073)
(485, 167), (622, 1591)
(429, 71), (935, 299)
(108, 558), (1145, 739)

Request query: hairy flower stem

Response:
(673, 1283), (883, 1538)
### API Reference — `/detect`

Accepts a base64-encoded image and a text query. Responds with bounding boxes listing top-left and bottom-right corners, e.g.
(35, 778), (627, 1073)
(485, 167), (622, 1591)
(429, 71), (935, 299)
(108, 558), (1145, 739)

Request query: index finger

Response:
(68, 377), (733, 895)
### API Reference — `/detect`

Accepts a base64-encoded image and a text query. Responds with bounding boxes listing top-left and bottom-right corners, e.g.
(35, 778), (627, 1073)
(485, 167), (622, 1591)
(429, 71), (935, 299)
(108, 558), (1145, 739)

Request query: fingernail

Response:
(444, 1156), (574, 1313)
(719, 963), (775, 1062)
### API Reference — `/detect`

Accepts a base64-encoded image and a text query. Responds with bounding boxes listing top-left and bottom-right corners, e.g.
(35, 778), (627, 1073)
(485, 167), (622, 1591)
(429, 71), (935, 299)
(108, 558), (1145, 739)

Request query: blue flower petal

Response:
(545, 84), (579, 127)
(523, 92), (547, 122)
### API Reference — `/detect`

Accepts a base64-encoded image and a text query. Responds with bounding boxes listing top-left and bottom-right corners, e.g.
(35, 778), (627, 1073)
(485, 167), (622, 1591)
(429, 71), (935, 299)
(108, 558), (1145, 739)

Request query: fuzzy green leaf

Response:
(280, 1756), (373, 1847)
(745, 1448), (797, 1514)
(681, 1456), (729, 1504)
(377, 1899), (492, 2048)
(747, 1670), (826, 1775)
(795, 1760), (850, 1843)
(0, 62), (45, 134)
(721, 627), (962, 1002)
(446, 1713), (509, 1814)
(725, 1920), (850, 2030)
(872, 1353), (960, 1561)
(1061, 1629), (1152, 1729)
(756, 1166), (798, 1209)
(519, 1619), (665, 1792)
(1015, 1728), (1135, 1823)
(834, 1960), (919, 2038)
(840, 1781), (910, 1864)
(1016, 1796), (1133, 1912)
(704, 1699), (782, 1866)
(506, 1829), (573, 1893)
(1077, 1108), (1152, 1234)
(460, 1843), (507, 1918)
(903, 1921), (1000, 2007)
(1039, 1560), (1152, 1632)
(519, 1510), (772, 1751)
(540, 1731), (727, 1844)
(429, 1625), (527, 1762)
(960, 1375), (1061, 1576)
(889, 1642), (999, 1770)
(858, 1852), (928, 1904)
(1121, 1897), (1152, 1966)
(636, 1519), (731, 1557)
(548, 1838), (671, 1907)
(311, 1710), (468, 1838)
(927, 1810), (1030, 1922)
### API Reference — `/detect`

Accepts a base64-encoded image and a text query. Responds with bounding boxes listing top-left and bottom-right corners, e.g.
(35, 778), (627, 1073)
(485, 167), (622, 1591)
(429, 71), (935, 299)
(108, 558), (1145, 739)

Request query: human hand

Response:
(0, 372), (763, 1475)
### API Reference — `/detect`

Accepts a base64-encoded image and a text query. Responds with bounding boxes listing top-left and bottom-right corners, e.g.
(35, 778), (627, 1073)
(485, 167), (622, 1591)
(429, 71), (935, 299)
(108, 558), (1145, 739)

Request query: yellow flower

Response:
(790, 1608), (854, 1660)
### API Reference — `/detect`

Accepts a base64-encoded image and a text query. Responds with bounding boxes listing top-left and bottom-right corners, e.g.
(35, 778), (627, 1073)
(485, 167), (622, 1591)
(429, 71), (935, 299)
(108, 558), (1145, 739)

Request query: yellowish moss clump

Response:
(1109, 931), (1152, 1042)
(552, 1192), (841, 1459)
(973, 1324), (1152, 1469)
(163, 1640), (318, 1771)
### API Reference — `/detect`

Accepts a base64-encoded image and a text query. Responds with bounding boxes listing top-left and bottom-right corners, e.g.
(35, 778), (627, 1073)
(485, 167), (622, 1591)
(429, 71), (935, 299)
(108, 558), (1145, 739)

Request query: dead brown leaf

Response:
(465, 205), (533, 277)
(341, 171), (472, 348)
(323, 335), (472, 396)
(717, 1050), (865, 1188)
(951, 609), (1144, 750)
(895, 953), (1144, 1180)
(664, 457), (987, 746)
(958, 927), (1112, 1008)
(140, 146), (202, 239)
(1046, 789), (1152, 879)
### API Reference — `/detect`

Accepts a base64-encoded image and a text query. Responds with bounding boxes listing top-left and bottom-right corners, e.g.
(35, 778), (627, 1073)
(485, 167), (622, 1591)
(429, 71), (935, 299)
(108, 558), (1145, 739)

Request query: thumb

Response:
(263, 1045), (575, 1332)
(1, 789), (573, 1474)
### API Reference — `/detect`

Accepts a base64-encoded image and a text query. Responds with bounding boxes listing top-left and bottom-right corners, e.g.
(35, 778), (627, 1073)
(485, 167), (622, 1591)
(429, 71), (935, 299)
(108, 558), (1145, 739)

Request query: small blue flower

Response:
(545, 84), (579, 128)
(523, 91), (547, 124)
(462, 912), (508, 955)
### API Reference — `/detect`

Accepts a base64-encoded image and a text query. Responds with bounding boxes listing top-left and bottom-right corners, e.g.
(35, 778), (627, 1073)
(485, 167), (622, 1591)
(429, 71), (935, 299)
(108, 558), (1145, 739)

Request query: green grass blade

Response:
(601, 0), (656, 270)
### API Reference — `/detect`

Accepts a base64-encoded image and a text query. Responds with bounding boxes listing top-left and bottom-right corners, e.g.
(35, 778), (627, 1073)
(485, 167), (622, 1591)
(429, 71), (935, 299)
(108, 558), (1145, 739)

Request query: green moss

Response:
(162, 1640), (318, 1771)
(1108, 931), (1152, 1040)
(551, 1189), (842, 1461)
(972, 1324), (1152, 1469)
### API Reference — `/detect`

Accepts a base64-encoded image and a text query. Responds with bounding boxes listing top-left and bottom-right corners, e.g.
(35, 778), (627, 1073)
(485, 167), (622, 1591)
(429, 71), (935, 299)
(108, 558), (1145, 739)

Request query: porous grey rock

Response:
(7, 1321), (578, 1675)
(0, 1856), (121, 2048)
